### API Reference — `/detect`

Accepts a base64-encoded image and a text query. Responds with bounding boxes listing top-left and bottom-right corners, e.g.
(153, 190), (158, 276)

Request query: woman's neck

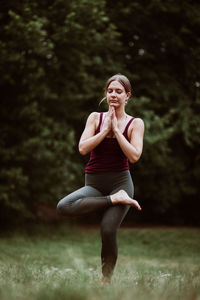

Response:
(114, 107), (126, 119)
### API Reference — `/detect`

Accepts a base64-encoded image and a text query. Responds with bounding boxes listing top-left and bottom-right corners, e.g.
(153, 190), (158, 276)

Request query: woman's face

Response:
(106, 80), (130, 108)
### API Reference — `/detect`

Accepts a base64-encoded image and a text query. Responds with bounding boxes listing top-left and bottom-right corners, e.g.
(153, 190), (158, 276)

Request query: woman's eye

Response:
(107, 89), (122, 94)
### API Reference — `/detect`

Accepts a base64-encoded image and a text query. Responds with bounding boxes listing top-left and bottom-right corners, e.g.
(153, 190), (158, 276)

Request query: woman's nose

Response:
(111, 91), (116, 96)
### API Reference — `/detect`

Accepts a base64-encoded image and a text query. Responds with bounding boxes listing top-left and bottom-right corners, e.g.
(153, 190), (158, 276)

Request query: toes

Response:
(132, 200), (141, 210)
(136, 203), (142, 210)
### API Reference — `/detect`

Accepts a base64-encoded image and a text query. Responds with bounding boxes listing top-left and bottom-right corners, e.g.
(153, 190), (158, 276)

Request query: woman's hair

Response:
(105, 74), (132, 94)
(99, 74), (132, 105)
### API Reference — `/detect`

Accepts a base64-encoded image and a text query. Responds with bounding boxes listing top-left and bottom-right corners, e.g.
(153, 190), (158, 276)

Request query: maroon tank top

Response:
(85, 112), (135, 173)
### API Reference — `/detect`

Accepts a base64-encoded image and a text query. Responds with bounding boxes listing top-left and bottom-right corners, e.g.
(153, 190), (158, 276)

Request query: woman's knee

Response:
(56, 201), (65, 215)
(56, 198), (72, 216)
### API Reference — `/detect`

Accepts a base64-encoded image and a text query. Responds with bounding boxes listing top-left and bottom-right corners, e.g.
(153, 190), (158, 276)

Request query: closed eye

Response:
(107, 89), (123, 94)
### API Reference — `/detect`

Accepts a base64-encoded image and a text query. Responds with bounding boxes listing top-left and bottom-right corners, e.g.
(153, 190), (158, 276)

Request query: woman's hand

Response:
(101, 110), (112, 134)
(110, 106), (119, 133)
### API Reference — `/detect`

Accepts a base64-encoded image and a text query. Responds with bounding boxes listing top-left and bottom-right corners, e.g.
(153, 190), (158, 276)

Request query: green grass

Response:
(0, 225), (200, 300)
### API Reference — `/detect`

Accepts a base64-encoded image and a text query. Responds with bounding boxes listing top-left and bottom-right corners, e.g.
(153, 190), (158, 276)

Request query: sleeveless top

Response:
(85, 112), (135, 173)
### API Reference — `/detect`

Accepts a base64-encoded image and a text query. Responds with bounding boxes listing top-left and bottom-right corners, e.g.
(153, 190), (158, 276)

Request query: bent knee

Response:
(56, 201), (65, 215)
(56, 201), (70, 216)
(57, 199), (76, 216)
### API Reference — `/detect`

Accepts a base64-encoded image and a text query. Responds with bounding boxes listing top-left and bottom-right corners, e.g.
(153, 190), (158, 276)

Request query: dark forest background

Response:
(1, 0), (200, 228)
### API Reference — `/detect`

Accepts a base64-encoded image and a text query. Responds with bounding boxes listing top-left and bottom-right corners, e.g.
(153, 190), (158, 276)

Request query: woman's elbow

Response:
(129, 158), (137, 164)
(129, 153), (141, 164)
(78, 144), (88, 155)
(79, 147), (86, 156)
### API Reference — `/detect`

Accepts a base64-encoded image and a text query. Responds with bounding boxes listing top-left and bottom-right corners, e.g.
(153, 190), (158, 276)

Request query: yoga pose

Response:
(57, 74), (144, 283)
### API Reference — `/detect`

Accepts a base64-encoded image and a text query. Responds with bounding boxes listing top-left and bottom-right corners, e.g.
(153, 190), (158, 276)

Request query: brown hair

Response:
(105, 74), (132, 94)
(99, 74), (132, 105)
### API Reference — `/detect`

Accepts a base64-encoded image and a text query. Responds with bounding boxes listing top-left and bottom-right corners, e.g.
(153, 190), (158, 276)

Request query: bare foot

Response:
(101, 276), (111, 284)
(110, 190), (142, 210)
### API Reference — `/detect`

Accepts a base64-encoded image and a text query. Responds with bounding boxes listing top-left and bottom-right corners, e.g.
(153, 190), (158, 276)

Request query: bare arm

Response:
(113, 117), (144, 163)
(78, 112), (111, 155)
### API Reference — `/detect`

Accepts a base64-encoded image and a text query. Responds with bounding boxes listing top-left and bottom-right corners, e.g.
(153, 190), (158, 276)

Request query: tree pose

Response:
(57, 74), (144, 283)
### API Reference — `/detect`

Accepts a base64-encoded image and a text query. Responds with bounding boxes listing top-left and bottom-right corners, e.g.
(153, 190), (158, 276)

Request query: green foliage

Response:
(0, 0), (200, 225)
(0, 0), (123, 223)
(106, 0), (200, 224)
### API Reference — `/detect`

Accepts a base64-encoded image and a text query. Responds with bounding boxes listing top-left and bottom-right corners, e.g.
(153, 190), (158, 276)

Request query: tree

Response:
(0, 0), (123, 225)
(106, 0), (200, 224)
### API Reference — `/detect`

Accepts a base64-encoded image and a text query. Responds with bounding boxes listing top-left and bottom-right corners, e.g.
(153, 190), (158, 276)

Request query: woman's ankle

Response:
(101, 276), (111, 284)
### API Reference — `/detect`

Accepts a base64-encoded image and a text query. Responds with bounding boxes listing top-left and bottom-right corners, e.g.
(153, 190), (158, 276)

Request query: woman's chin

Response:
(109, 103), (118, 108)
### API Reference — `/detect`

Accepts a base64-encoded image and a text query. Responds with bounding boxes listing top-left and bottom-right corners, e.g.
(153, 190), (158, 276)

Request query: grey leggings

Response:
(57, 170), (134, 278)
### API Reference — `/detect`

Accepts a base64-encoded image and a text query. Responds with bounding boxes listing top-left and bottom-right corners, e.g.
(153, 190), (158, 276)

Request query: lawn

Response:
(0, 225), (200, 300)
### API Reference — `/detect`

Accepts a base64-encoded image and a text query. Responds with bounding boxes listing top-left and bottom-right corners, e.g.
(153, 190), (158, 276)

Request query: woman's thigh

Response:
(101, 171), (134, 231)
(85, 170), (134, 197)
(57, 185), (104, 215)
(112, 171), (134, 198)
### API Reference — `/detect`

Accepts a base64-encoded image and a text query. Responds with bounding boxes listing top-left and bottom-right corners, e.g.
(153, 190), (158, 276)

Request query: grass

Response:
(0, 224), (200, 300)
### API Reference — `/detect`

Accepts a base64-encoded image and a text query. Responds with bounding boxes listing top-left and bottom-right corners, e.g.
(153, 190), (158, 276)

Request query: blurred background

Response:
(1, 0), (200, 229)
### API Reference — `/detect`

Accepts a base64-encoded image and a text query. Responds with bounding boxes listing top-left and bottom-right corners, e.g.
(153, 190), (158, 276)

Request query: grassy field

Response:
(0, 224), (200, 300)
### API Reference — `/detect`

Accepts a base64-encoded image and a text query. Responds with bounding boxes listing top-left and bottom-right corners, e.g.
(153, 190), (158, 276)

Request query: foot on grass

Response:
(110, 190), (141, 210)
(101, 276), (111, 284)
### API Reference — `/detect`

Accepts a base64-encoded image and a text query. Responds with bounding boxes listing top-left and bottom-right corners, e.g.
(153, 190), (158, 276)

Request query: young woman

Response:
(57, 74), (144, 283)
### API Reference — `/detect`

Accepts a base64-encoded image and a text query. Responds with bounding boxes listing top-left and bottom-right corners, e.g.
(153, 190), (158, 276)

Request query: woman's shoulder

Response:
(127, 115), (144, 130)
(126, 115), (144, 140)
(86, 112), (102, 128)
(87, 111), (99, 120)
(133, 117), (144, 125)
(88, 111), (106, 120)
(126, 114), (143, 123)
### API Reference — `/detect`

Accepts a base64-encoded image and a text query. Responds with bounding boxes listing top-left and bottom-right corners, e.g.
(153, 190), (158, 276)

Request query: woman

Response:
(57, 74), (144, 283)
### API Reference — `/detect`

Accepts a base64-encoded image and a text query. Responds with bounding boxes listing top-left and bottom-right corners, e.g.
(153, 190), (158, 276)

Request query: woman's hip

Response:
(85, 170), (134, 196)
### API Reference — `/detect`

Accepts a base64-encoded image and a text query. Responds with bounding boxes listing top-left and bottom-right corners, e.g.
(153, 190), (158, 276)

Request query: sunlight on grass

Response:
(0, 226), (200, 300)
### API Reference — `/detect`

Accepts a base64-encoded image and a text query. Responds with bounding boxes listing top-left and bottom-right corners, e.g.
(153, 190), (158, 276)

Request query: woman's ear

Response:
(126, 92), (131, 99)
(125, 92), (131, 105)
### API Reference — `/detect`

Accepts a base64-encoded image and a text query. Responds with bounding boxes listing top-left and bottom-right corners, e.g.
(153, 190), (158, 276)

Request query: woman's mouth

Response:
(110, 100), (118, 104)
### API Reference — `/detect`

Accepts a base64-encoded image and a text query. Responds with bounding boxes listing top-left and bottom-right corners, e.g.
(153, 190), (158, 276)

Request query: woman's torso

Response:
(85, 112), (135, 173)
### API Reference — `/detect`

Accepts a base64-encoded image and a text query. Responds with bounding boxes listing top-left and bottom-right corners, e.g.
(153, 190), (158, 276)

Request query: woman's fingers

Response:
(110, 106), (115, 119)
(112, 105), (115, 113)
